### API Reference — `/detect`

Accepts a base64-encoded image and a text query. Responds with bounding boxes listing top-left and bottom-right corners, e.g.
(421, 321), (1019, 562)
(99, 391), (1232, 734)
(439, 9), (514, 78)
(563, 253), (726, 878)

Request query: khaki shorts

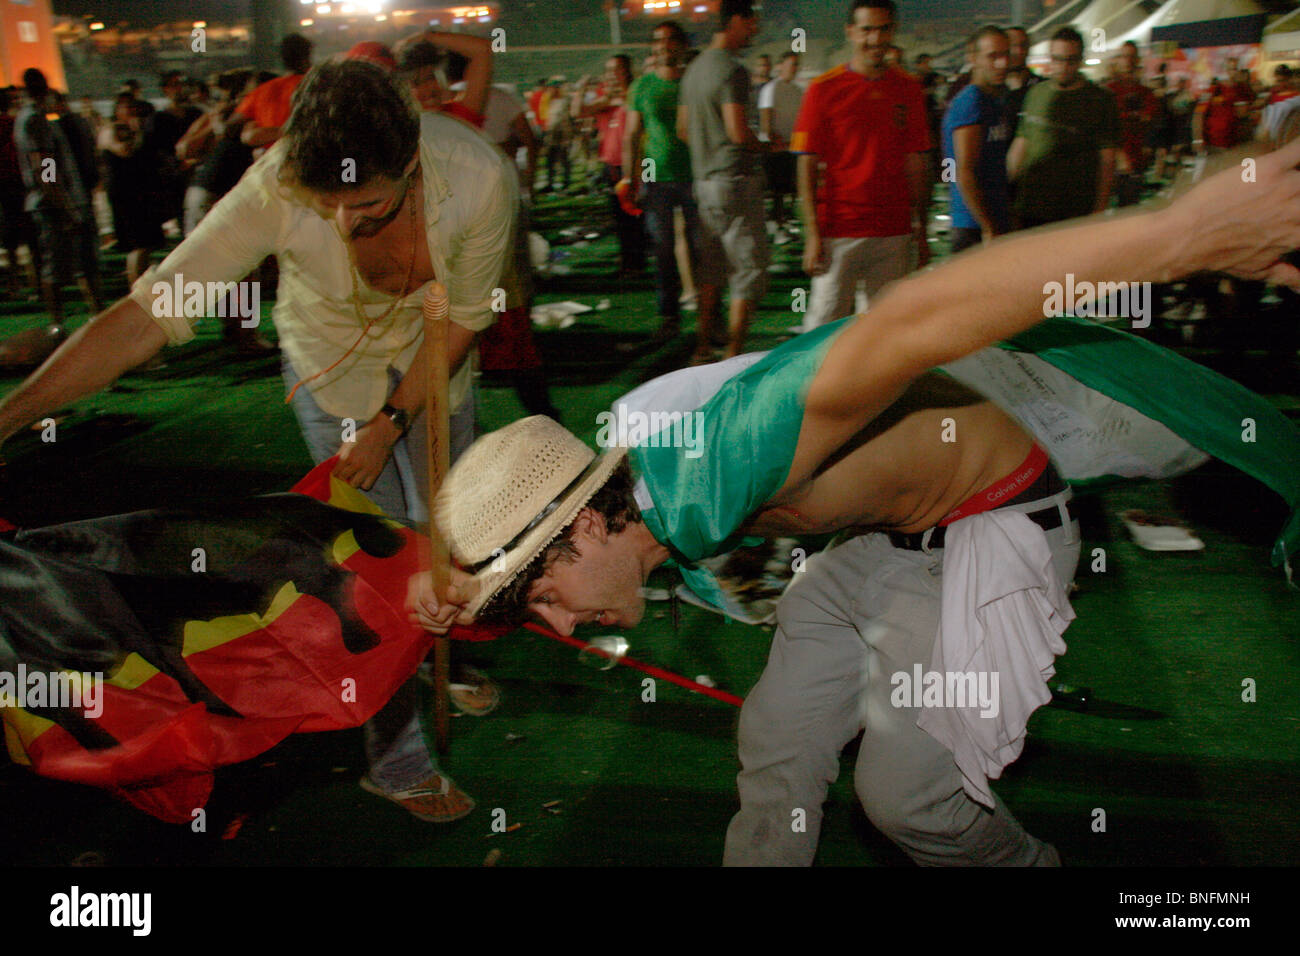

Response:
(694, 174), (770, 303)
(801, 233), (915, 332)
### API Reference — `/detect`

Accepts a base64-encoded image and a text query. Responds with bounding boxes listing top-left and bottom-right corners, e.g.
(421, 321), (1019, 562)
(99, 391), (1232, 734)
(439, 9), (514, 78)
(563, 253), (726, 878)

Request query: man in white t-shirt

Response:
(759, 51), (804, 237)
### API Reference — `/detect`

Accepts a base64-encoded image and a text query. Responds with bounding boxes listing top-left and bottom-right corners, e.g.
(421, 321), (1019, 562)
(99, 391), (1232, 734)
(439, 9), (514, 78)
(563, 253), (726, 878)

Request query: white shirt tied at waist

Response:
(129, 110), (518, 420)
(917, 508), (1076, 809)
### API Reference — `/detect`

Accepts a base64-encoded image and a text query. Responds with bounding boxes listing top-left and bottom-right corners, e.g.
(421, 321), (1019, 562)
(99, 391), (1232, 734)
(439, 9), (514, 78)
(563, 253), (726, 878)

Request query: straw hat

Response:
(435, 416), (628, 617)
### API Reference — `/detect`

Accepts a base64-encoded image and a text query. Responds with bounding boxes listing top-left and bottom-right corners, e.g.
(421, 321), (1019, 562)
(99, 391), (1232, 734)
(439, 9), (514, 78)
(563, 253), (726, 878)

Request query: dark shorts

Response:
(31, 205), (97, 287)
(762, 151), (797, 194)
(949, 226), (982, 254)
(0, 187), (33, 249)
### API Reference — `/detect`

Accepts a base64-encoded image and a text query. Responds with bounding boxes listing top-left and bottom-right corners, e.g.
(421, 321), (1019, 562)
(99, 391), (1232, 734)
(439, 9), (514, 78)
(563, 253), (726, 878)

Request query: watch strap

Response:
(380, 403), (411, 433)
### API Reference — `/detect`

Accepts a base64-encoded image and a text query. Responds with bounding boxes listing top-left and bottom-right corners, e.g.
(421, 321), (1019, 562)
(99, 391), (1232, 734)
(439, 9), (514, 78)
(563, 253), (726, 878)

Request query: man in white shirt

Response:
(1, 59), (516, 525)
(758, 51), (804, 238)
(0, 59), (518, 823)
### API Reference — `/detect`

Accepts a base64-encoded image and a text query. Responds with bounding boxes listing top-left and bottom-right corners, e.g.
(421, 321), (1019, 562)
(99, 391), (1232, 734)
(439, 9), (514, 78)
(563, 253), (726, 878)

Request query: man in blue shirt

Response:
(942, 26), (1012, 253)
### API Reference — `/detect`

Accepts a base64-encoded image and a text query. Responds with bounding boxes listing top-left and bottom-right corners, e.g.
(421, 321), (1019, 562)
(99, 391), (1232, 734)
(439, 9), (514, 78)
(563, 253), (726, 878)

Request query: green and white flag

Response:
(617, 317), (1300, 621)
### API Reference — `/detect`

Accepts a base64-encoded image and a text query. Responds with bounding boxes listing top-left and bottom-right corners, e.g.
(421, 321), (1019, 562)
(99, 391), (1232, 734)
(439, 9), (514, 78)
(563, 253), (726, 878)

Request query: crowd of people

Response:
(0, 0), (1298, 862)
(512, 2), (1296, 356)
(2, 0), (1295, 360)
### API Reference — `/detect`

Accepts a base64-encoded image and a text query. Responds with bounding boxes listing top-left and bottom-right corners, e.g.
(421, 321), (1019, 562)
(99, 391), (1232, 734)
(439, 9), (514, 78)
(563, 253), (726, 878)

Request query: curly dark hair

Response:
(281, 58), (420, 194)
(478, 458), (643, 624)
(397, 40), (441, 74)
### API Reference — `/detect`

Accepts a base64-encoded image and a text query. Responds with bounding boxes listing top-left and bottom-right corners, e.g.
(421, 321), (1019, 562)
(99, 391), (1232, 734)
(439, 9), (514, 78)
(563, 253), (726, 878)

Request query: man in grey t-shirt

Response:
(678, 0), (770, 362)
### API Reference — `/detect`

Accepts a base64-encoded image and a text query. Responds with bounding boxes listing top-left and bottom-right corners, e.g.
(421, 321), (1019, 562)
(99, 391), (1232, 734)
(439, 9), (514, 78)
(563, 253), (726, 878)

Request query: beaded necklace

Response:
(284, 173), (420, 404)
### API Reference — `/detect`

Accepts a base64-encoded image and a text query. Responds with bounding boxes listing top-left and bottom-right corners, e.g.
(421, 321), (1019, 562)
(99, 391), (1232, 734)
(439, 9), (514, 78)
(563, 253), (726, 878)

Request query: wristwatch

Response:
(379, 403), (411, 434)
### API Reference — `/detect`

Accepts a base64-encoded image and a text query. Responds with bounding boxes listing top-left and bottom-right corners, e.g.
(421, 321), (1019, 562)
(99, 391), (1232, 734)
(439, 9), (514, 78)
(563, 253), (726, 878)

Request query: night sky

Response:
(44, 0), (1300, 30)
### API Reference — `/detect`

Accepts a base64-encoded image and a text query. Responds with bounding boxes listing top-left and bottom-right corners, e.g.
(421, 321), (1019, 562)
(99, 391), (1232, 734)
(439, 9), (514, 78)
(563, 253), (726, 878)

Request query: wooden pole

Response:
(422, 281), (452, 755)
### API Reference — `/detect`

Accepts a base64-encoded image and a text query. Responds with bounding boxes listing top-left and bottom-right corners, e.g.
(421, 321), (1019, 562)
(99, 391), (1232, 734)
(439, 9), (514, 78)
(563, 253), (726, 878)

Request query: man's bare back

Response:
(747, 373), (1032, 537)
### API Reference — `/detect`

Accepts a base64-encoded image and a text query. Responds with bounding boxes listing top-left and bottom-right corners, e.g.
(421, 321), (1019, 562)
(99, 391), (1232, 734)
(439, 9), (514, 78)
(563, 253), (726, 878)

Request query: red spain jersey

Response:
(790, 64), (931, 237)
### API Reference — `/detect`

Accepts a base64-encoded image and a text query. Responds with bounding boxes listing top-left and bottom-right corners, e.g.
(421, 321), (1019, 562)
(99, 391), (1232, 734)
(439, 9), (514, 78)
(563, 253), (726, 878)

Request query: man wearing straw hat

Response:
(0, 57), (519, 822)
(416, 139), (1300, 863)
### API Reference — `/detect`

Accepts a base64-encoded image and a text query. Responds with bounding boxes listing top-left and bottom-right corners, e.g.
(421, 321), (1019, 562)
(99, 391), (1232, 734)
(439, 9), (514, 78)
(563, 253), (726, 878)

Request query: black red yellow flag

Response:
(0, 461), (503, 822)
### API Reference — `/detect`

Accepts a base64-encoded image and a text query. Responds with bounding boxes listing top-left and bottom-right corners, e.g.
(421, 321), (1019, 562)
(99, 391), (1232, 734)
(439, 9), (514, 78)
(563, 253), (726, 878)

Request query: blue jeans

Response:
(283, 358), (475, 525)
(282, 357), (476, 791)
(642, 180), (700, 319)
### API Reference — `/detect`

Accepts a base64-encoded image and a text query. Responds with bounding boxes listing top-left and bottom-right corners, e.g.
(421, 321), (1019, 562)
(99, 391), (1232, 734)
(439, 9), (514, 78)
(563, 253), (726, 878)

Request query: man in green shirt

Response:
(623, 20), (717, 351)
(1008, 26), (1121, 228)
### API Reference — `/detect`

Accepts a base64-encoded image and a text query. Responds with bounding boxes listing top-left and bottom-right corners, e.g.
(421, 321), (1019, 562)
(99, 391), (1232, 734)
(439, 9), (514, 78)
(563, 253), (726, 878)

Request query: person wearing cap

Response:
(0, 58), (519, 823)
(346, 41), (398, 74)
(413, 139), (1300, 862)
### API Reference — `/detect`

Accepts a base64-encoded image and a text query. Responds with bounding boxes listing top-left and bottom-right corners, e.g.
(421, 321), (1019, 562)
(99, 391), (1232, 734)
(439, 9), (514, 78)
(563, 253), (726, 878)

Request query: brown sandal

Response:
(359, 774), (475, 823)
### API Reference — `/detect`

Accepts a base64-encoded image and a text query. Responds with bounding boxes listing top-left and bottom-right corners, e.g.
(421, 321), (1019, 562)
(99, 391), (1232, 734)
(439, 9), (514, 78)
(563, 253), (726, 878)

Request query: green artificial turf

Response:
(0, 174), (1296, 866)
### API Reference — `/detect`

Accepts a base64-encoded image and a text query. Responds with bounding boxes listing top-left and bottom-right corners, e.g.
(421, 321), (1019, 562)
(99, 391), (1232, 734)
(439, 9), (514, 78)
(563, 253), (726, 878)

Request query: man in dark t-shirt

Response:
(1008, 27), (1120, 228)
(144, 71), (203, 231)
(14, 69), (101, 327)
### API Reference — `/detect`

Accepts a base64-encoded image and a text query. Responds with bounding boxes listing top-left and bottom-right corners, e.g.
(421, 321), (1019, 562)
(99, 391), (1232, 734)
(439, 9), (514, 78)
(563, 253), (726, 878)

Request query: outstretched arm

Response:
(784, 136), (1300, 496)
(0, 297), (168, 447)
(0, 161), (283, 453)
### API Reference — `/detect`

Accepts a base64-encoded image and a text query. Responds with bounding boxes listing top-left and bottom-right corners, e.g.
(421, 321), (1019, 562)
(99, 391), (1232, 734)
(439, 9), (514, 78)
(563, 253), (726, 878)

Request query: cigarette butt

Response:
(483, 848), (503, 867)
(542, 800), (562, 809)
(222, 813), (249, 841)
(505, 822), (523, 833)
